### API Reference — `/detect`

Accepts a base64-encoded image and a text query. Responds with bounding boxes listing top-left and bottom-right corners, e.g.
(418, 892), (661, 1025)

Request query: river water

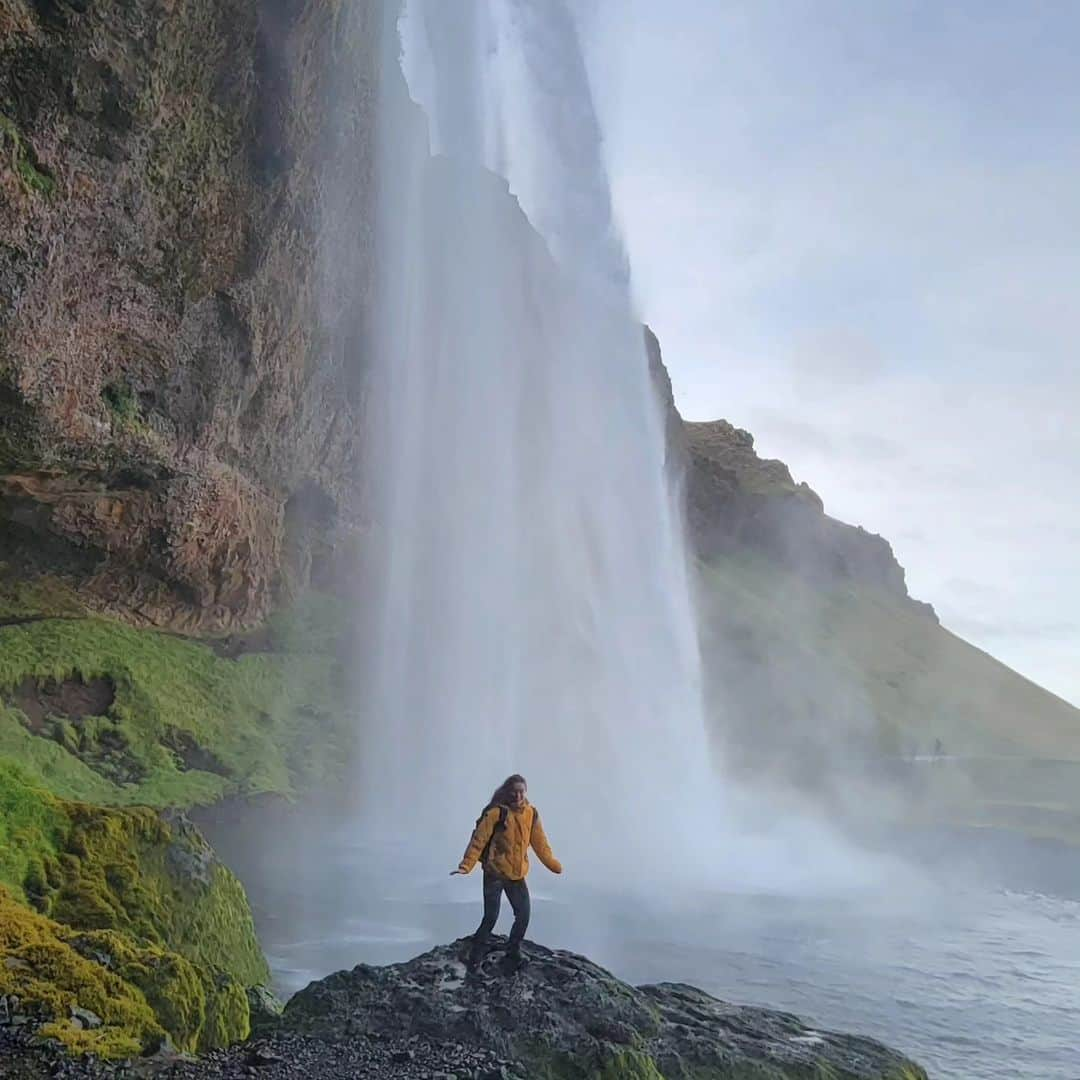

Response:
(203, 810), (1080, 1080)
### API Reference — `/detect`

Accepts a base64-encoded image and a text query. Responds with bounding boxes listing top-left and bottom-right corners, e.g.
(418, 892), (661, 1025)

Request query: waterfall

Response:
(354, 0), (874, 896)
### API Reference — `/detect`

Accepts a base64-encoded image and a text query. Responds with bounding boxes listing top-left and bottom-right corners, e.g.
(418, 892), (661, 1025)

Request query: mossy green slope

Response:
(699, 551), (1080, 841)
(0, 885), (166, 1058)
(0, 592), (350, 808)
(0, 577), (351, 1058)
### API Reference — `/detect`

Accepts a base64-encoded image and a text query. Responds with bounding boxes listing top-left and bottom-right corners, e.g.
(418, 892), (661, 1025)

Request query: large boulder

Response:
(283, 937), (928, 1080)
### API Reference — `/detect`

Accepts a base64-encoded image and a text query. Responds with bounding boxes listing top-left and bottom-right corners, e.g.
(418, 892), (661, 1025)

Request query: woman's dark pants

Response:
(470, 872), (530, 964)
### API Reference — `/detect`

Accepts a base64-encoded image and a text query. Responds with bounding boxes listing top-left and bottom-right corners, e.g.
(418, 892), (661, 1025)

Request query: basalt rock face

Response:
(0, 0), (379, 634)
(282, 937), (927, 1080)
(642, 331), (932, 615)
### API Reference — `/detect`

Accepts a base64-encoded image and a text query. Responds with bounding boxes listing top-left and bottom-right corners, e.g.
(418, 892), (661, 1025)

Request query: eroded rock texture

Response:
(0, 0), (378, 633)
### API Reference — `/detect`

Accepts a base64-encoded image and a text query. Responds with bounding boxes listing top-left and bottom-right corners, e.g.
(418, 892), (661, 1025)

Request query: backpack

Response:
(477, 802), (509, 863)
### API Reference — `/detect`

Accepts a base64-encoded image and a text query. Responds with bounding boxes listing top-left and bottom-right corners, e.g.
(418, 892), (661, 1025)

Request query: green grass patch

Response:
(0, 598), (350, 809)
(0, 112), (56, 197)
(698, 549), (1080, 842)
(100, 379), (141, 427)
(0, 572), (87, 623)
(0, 761), (67, 905)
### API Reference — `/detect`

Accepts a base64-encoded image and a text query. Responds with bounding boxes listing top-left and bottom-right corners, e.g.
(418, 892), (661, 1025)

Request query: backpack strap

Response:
(478, 803), (509, 863)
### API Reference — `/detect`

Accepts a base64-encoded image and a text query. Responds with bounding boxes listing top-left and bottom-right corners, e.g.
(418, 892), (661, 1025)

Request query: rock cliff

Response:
(1, 0), (377, 635)
(644, 330), (929, 614)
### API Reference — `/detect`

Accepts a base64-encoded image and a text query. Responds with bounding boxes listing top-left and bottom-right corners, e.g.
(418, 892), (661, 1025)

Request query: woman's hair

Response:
(490, 773), (527, 805)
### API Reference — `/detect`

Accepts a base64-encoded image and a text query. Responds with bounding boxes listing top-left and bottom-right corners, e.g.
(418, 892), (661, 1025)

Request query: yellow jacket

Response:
(458, 801), (562, 880)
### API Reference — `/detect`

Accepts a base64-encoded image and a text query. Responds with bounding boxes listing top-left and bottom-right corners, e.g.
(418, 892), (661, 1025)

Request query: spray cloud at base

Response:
(348, 0), (893, 903)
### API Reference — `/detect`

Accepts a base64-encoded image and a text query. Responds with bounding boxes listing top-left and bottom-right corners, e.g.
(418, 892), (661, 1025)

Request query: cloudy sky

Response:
(579, 0), (1079, 706)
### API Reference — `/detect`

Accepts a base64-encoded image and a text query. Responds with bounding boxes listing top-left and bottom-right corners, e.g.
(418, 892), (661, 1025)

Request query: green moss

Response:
(101, 380), (141, 427)
(70, 927), (208, 1052)
(0, 712), (143, 806)
(200, 972), (251, 1051)
(514, 1044), (667, 1080)
(0, 885), (166, 1058)
(0, 572), (86, 623)
(597, 1050), (666, 1079)
(0, 768), (263, 1053)
(0, 113), (56, 197)
(0, 885), (249, 1057)
(0, 762), (67, 906)
(0, 604), (349, 808)
(12, 784), (267, 986)
(72, 927), (249, 1053)
(0, 591), (345, 1057)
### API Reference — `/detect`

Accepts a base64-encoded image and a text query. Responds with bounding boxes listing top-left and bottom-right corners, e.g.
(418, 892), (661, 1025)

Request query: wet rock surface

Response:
(281, 938), (927, 1079)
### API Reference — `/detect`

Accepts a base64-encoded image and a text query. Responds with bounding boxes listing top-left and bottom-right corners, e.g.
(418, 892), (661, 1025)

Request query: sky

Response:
(580, 0), (1080, 706)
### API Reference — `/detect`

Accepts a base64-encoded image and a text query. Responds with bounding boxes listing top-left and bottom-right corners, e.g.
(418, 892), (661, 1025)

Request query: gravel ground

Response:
(0, 1028), (516, 1080)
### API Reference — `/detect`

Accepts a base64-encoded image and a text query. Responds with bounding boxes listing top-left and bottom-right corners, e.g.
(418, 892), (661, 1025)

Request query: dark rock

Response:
(69, 1006), (102, 1030)
(282, 936), (928, 1079)
(243, 1044), (283, 1068)
(245, 985), (285, 1038)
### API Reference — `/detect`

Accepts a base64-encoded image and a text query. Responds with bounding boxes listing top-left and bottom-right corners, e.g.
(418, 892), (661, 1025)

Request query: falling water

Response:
(356, 0), (875, 895)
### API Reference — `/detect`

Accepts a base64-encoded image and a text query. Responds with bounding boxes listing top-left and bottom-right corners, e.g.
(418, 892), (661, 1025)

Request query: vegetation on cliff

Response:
(0, 589), (350, 808)
(0, 885), (166, 1058)
(699, 549), (1080, 842)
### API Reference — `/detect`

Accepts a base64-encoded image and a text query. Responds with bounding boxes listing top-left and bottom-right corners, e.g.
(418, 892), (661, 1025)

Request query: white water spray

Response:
(357, 0), (877, 897)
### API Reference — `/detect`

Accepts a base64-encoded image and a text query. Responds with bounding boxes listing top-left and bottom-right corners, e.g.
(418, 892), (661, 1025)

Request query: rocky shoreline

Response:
(1, 938), (927, 1080)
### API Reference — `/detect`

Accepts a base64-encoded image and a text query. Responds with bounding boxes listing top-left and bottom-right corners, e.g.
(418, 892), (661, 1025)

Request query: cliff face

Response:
(0, 3), (374, 1054)
(0, 0), (377, 634)
(2, 0), (924, 639)
(643, 330), (928, 613)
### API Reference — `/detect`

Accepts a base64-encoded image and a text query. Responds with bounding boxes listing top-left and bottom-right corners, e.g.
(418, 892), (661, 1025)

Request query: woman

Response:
(452, 773), (562, 968)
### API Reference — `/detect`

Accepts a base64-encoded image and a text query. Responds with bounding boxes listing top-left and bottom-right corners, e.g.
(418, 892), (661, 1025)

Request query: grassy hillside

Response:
(0, 581), (350, 808)
(698, 551), (1080, 842)
(0, 573), (351, 1056)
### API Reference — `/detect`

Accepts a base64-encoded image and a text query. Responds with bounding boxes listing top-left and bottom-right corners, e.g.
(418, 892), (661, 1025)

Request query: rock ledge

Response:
(278, 936), (927, 1080)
